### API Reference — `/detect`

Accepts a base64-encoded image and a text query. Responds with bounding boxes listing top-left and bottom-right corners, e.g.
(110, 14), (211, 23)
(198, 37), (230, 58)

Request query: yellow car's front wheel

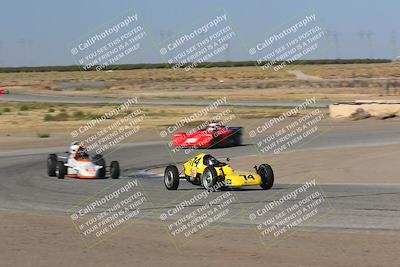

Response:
(258, 164), (274, 190)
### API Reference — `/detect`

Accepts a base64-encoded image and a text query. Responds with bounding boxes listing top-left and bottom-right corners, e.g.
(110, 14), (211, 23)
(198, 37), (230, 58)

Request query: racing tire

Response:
(93, 154), (106, 178)
(164, 165), (179, 190)
(47, 154), (57, 176)
(258, 164), (274, 190)
(57, 161), (66, 179)
(234, 133), (242, 146)
(110, 161), (120, 179)
(228, 134), (241, 147)
(202, 166), (218, 190)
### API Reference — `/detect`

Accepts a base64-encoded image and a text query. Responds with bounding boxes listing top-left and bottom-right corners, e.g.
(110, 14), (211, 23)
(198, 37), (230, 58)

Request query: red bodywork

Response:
(173, 126), (242, 148)
(0, 89), (9, 95)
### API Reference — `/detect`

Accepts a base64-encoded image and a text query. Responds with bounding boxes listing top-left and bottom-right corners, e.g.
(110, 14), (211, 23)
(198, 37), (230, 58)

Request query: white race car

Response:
(47, 142), (120, 179)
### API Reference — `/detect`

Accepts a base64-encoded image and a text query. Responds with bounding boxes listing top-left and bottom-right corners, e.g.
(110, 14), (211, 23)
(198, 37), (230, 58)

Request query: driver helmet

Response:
(70, 141), (85, 153)
(207, 121), (221, 131)
(70, 141), (80, 152)
(204, 154), (217, 166)
(77, 147), (88, 159)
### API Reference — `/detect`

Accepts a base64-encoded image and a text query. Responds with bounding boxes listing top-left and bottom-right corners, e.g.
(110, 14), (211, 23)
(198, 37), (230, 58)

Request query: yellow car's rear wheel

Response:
(202, 167), (218, 190)
(164, 165), (179, 190)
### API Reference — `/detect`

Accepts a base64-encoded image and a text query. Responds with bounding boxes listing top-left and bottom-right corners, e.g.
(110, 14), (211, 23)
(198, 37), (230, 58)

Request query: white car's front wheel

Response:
(56, 161), (66, 179)
(93, 154), (106, 178)
(47, 154), (57, 177)
(110, 161), (120, 179)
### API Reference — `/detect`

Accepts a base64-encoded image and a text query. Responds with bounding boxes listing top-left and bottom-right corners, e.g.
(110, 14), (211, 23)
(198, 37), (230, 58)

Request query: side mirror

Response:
(226, 157), (230, 162)
(254, 165), (258, 172)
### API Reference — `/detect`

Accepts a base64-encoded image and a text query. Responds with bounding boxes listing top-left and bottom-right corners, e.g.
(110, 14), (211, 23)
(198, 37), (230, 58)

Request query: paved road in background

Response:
(0, 93), (332, 107)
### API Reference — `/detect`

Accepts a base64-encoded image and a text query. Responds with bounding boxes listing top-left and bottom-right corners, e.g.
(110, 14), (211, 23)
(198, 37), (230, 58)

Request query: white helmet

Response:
(70, 141), (81, 152)
(207, 121), (221, 131)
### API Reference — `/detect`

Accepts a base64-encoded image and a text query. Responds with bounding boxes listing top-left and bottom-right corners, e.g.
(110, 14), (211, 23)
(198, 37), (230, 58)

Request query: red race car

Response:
(173, 121), (243, 148)
(0, 89), (10, 94)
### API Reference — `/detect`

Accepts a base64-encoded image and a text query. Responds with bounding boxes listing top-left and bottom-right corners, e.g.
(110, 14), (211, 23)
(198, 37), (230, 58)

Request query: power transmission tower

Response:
(327, 30), (341, 59)
(26, 39), (33, 66)
(18, 38), (28, 66)
(0, 41), (3, 66)
(359, 30), (375, 58)
(390, 31), (398, 59)
(225, 39), (231, 62)
(365, 31), (375, 58)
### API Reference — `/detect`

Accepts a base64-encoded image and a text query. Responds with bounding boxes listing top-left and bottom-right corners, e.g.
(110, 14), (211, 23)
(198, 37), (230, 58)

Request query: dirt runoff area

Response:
(0, 210), (398, 267)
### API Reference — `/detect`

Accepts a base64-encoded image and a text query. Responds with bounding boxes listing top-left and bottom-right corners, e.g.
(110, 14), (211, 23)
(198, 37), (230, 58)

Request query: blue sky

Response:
(1, 0), (399, 67)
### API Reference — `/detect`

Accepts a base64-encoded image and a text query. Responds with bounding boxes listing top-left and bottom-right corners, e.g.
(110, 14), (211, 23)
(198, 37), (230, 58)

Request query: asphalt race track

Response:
(1, 124), (400, 232)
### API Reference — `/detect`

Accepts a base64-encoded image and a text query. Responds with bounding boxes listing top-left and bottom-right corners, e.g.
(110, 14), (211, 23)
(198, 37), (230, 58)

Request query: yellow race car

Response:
(164, 153), (274, 190)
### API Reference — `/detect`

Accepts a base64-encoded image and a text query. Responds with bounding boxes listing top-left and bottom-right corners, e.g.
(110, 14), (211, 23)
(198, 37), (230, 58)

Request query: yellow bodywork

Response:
(183, 153), (262, 187)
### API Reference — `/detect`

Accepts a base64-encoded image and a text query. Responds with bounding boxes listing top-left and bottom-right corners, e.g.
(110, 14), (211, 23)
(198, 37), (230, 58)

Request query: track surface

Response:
(1, 121), (400, 231)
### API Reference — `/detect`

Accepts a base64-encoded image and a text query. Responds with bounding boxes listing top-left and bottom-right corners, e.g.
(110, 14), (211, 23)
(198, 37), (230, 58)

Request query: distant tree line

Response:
(0, 59), (392, 73)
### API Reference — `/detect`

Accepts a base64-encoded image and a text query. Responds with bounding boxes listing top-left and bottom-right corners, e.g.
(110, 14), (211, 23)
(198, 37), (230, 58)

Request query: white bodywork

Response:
(58, 142), (103, 177)
(64, 156), (103, 177)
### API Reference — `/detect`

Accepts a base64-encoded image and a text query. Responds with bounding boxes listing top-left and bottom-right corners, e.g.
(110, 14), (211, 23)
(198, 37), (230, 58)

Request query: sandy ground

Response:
(1, 210), (399, 267)
(288, 70), (323, 81)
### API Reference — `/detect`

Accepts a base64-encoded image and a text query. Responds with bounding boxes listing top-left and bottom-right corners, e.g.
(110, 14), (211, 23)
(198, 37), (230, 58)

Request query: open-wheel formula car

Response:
(173, 121), (242, 149)
(0, 88), (10, 95)
(47, 142), (120, 179)
(164, 153), (274, 190)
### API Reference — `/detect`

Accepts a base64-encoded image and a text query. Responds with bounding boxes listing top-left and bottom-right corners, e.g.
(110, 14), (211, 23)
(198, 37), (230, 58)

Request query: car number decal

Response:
(192, 157), (201, 166)
(240, 174), (255, 180)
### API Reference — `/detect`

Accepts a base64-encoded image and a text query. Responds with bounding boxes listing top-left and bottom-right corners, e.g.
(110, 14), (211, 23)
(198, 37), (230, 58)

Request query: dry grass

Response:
(1, 63), (400, 102)
(0, 102), (321, 137)
(295, 63), (400, 79)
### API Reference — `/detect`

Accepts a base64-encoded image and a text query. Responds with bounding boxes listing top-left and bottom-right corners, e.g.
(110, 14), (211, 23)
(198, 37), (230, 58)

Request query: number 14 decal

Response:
(240, 174), (254, 180)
